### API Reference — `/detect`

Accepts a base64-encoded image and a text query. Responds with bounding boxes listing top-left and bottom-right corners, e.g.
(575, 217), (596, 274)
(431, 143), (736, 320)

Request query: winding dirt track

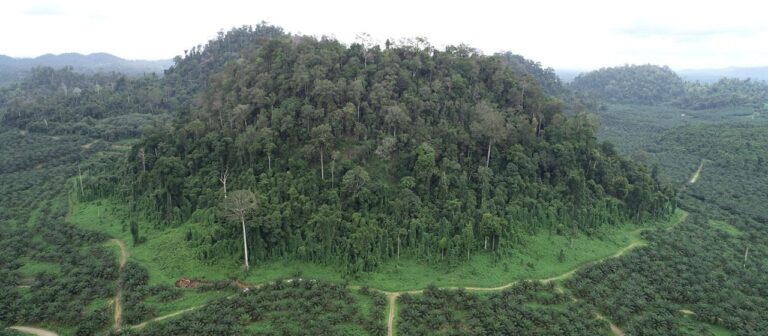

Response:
(117, 212), (688, 335)
(376, 239), (648, 334)
(8, 326), (58, 336)
(376, 212), (687, 336)
(109, 239), (129, 330)
(130, 305), (205, 329)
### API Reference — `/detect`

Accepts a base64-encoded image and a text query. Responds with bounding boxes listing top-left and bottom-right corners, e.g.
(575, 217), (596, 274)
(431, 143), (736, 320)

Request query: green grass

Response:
(351, 290), (374, 315)
(68, 201), (244, 285)
(708, 219), (742, 236)
(16, 258), (61, 278)
(84, 297), (111, 314)
(69, 199), (685, 294)
(68, 200), (244, 318)
(248, 210), (685, 291)
(707, 324), (735, 336)
(145, 290), (230, 317)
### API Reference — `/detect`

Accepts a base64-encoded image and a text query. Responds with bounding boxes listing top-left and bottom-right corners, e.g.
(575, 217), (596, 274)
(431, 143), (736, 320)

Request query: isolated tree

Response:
(471, 102), (507, 167)
(222, 190), (258, 270)
(218, 166), (229, 199)
(311, 124), (333, 180)
(256, 127), (276, 171)
(349, 78), (365, 121)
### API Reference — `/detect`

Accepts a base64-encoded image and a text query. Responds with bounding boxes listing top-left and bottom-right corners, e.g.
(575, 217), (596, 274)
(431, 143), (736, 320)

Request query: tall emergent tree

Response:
(222, 190), (258, 270)
(471, 101), (507, 167)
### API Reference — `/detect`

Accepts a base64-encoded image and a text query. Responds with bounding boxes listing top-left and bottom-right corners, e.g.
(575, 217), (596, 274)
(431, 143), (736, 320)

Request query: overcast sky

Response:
(1, 0), (766, 70)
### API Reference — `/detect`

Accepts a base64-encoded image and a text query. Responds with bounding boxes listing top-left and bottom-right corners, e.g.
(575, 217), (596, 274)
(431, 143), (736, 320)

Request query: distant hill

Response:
(0, 52), (172, 87)
(677, 66), (768, 83)
(568, 64), (685, 104)
(554, 69), (584, 83)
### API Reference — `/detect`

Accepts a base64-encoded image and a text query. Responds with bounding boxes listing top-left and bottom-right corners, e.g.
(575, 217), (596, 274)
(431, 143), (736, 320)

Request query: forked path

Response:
(125, 212), (687, 335)
(6, 240), (129, 336)
(109, 239), (129, 330)
(380, 240), (643, 335)
(380, 212), (687, 335)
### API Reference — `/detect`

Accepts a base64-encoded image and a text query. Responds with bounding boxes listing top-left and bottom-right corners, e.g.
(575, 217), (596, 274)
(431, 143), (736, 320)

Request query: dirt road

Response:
(8, 326), (58, 336)
(109, 239), (129, 330)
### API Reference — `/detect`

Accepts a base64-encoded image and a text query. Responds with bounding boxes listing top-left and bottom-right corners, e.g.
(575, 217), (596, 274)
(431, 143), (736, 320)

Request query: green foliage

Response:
(398, 282), (608, 335)
(676, 78), (768, 110)
(570, 64), (685, 104)
(117, 29), (672, 275)
(570, 65), (768, 111)
(124, 280), (382, 336)
(567, 214), (766, 335)
(0, 67), (172, 138)
(497, 52), (565, 97)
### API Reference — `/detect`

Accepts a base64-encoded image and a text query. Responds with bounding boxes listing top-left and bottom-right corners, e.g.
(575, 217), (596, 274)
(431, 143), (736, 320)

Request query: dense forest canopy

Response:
(0, 67), (172, 140)
(66, 25), (677, 276)
(496, 52), (565, 97)
(3, 21), (768, 336)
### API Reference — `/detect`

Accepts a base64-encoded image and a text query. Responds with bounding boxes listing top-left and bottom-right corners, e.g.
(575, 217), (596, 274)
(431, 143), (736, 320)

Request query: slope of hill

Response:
(94, 27), (676, 278)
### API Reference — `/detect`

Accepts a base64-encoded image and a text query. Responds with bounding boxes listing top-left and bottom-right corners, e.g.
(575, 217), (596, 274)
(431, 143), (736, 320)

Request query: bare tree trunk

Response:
(357, 103), (361, 121)
(397, 237), (401, 260)
(241, 216), (250, 271)
(486, 141), (492, 167)
(138, 148), (146, 172)
(320, 148), (325, 181)
(536, 117), (542, 138)
(744, 246), (749, 268)
(484, 236), (488, 250)
(78, 164), (85, 196)
(219, 168), (229, 199)
(267, 153), (272, 172)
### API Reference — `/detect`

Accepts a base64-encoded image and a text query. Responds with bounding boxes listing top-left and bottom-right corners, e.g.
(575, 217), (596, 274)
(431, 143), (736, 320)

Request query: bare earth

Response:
(8, 326), (58, 336)
(109, 239), (129, 330)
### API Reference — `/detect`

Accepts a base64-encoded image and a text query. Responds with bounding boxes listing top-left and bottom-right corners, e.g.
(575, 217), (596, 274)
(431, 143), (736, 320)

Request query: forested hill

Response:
(0, 52), (171, 88)
(569, 64), (768, 110)
(569, 64), (685, 104)
(84, 25), (675, 275)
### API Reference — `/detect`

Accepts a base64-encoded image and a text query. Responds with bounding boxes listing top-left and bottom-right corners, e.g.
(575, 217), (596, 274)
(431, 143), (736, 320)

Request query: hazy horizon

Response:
(2, 0), (767, 70)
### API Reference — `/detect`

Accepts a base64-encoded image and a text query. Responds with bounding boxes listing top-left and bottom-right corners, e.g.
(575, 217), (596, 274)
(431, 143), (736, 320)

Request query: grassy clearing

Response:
(68, 201), (244, 285)
(251, 210), (685, 291)
(67, 200), (242, 316)
(16, 259), (61, 278)
(708, 219), (742, 236)
(69, 199), (684, 294)
(707, 324), (735, 336)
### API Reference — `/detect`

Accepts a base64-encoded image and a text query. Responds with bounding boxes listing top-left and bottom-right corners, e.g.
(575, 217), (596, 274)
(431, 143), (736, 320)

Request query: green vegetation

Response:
(99, 27), (673, 280)
(570, 64), (768, 111)
(120, 281), (385, 336)
(564, 64), (768, 336)
(3, 22), (767, 336)
(570, 64), (685, 104)
(708, 220), (742, 237)
(397, 282), (609, 335)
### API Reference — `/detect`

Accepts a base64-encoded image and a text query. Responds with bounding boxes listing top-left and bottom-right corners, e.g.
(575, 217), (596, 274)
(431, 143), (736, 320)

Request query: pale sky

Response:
(1, 0), (767, 70)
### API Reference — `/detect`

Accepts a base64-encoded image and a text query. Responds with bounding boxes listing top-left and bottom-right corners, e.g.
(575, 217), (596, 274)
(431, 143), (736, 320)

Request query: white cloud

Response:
(0, 0), (766, 69)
